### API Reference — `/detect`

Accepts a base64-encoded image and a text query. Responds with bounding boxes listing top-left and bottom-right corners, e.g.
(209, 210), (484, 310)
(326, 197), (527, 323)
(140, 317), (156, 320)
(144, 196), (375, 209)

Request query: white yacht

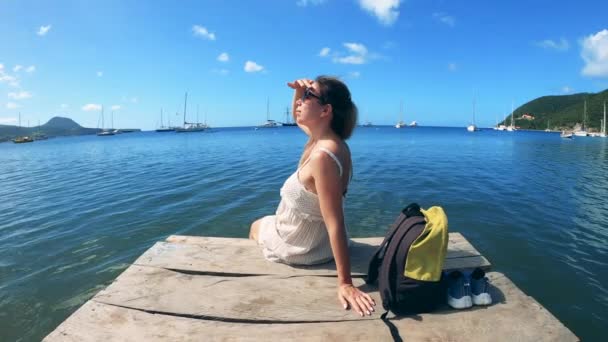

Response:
(395, 101), (405, 128)
(573, 100), (589, 137)
(257, 99), (279, 129)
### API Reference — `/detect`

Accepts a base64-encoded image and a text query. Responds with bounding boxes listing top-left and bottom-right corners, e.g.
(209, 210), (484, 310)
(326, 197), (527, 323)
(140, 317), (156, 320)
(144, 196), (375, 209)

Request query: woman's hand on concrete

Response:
(338, 283), (376, 317)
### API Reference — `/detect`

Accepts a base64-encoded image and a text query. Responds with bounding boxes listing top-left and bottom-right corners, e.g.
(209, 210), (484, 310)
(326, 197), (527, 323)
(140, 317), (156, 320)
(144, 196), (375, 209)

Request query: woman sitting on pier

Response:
(249, 76), (375, 317)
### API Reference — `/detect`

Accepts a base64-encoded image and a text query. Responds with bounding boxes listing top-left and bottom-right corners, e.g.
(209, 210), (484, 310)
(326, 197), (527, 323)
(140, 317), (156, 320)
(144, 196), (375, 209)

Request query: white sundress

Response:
(258, 147), (348, 265)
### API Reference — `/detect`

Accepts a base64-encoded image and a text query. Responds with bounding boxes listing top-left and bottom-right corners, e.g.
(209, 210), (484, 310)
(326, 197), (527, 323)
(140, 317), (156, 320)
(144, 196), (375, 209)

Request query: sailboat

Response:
(395, 101), (405, 128)
(97, 106), (115, 136)
(256, 98), (279, 128)
(467, 96), (479, 132)
(32, 119), (48, 140)
(175, 92), (206, 133)
(573, 100), (588, 137)
(12, 112), (34, 143)
(507, 102), (516, 131)
(156, 108), (174, 132)
(600, 101), (607, 138)
(283, 106), (297, 126)
(111, 111), (122, 134)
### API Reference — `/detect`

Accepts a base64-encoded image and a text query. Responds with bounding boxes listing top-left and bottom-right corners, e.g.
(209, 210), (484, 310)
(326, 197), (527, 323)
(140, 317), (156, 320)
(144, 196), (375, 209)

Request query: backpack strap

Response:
(366, 203), (423, 284)
(366, 212), (408, 284)
(378, 215), (426, 311)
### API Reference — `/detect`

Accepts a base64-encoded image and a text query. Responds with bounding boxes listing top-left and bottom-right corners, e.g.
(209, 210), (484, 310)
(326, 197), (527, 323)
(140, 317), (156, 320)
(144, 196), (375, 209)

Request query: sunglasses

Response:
(302, 88), (323, 103)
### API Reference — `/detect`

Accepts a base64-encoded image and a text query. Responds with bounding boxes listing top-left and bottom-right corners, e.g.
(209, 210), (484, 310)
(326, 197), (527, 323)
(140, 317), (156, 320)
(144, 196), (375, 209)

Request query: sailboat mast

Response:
(473, 97), (476, 125)
(583, 100), (587, 131)
(400, 100), (403, 122)
(161, 108), (164, 128)
(183, 92), (188, 126)
(267, 98), (270, 121)
(602, 101), (606, 134)
(101, 106), (105, 130)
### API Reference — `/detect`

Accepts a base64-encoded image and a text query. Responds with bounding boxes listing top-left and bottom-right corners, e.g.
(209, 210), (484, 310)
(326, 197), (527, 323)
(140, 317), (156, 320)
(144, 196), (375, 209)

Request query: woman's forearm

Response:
(327, 224), (352, 285)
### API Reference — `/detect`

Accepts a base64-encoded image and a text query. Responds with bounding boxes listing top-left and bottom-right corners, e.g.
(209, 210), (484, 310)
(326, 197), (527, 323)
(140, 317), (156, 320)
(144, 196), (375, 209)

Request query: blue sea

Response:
(1, 126), (606, 341)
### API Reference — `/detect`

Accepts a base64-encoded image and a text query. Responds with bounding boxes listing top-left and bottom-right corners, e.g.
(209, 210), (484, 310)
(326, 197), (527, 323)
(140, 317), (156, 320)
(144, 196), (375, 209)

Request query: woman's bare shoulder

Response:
(317, 138), (348, 155)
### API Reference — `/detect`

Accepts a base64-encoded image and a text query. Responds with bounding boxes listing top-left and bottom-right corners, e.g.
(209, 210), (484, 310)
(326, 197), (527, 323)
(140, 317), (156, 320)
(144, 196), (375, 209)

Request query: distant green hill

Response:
(0, 116), (99, 142)
(500, 89), (608, 131)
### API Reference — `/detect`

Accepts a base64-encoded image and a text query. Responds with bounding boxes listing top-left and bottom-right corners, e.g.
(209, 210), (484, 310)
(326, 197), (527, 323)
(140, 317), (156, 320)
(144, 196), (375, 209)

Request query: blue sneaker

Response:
(446, 270), (472, 309)
(470, 268), (492, 306)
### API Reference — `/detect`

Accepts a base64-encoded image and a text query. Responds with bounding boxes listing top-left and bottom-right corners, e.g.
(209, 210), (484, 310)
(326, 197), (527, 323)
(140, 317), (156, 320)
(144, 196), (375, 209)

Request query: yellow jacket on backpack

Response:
(404, 206), (448, 281)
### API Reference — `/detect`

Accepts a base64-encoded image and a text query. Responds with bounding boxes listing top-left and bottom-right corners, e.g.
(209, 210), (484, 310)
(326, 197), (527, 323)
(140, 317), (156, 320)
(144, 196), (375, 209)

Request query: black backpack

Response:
(366, 203), (447, 316)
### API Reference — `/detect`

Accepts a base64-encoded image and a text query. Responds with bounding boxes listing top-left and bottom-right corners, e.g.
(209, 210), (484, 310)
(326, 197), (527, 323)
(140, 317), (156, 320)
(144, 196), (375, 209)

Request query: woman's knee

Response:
(249, 218), (262, 241)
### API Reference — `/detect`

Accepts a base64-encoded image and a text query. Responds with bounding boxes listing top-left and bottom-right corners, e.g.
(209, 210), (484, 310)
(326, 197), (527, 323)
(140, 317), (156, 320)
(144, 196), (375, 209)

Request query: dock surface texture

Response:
(45, 233), (577, 341)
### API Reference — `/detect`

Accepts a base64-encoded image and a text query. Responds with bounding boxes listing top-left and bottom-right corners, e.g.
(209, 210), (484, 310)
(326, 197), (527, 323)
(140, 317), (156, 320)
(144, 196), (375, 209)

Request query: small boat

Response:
(156, 108), (175, 132)
(409, 121), (417, 127)
(573, 131), (588, 137)
(395, 101), (405, 128)
(97, 106), (115, 136)
(175, 93), (206, 133)
(258, 119), (279, 128)
(362, 121), (373, 127)
(507, 102), (516, 131)
(12, 112), (35, 143)
(282, 107), (297, 126)
(467, 96), (478, 132)
(257, 99), (279, 129)
(12, 136), (34, 143)
(573, 100), (589, 137)
(560, 131), (573, 139)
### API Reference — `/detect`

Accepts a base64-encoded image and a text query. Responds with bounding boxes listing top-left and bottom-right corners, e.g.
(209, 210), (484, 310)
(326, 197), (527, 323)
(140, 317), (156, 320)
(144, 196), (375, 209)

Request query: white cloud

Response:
(25, 65), (35, 73)
(334, 55), (366, 64)
(0, 74), (19, 87)
(433, 12), (455, 27)
(332, 42), (369, 64)
(358, 0), (401, 26)
(561, 86), (574, 94)
(192, 25), (216, 40)
(348, 71), (361, 79)
(344, 43), (368, 55)
(111, 105), (121, 111)
(13, 65), (23, 72)
(0, 64), (3, 71)
(0, 117), (18, 124)
(244, 61), (264, 72)
(212, 68), (229, 75)
(97, 71), (103, 77)
(448, 63), (457, 71)
(82, 103), (102, 111)
(296, 0), (326, 7)
(319, 47), (331, 57)
(6, 102), (20, 109)
(535, 38), (569, 51)
(8, 91), (32, 100)
(581, 29), (608, 78)
(217, 52), (229, 62)
(37, 25), (52, 36)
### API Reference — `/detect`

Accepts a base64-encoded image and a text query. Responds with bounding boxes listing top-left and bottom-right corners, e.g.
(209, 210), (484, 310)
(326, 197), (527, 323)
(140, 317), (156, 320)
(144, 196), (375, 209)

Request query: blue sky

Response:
(1, 0), (608, 130)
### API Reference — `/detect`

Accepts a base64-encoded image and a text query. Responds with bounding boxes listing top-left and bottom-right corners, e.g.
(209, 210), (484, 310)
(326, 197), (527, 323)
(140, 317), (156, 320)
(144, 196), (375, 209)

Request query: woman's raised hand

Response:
(287, 78), (314, 98)
(338, 283), (376, 317)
